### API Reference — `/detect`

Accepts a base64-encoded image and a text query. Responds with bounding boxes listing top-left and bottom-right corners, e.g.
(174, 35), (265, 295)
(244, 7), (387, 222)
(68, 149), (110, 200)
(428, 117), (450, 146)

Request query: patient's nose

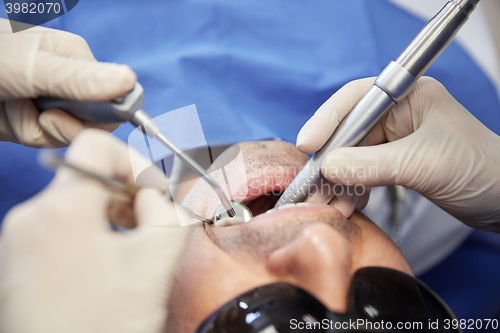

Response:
(265, 223), (353, 313)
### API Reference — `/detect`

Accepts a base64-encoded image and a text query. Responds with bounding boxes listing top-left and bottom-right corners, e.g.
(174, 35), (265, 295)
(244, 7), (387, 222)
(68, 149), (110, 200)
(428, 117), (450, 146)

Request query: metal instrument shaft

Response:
(38, 150), (213, 223)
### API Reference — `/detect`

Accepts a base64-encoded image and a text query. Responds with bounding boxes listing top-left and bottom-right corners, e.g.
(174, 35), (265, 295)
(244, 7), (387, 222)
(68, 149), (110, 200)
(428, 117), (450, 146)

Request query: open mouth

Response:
(209, 167), (324, 227)
(224, 166), (304, 222)
(243, 192), (283, 217)
(210, 190), (286, 228)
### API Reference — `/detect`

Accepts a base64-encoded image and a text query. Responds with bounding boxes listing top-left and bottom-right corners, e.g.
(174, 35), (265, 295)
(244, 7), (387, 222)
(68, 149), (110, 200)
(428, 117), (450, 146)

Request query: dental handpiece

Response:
(33, 82), (236, 217)
(274, 0), (480, 209)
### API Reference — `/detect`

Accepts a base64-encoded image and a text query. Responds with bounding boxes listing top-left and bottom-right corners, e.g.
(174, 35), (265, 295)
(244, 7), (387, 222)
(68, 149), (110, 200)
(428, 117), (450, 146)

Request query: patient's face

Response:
(167, 141), (411, 332)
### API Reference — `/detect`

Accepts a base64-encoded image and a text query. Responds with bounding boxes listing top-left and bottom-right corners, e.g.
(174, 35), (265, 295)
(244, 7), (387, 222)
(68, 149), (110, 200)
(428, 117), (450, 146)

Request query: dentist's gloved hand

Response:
(0, 18), (136, 148)
(297, 77), (500, 231)
(0, 130), (189, 333)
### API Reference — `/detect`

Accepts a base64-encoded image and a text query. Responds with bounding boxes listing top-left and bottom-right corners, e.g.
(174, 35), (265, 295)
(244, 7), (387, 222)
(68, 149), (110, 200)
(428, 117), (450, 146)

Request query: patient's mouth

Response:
(210, 169), (328, 227)
(215, 192), (318, 227)
(211, 168), (301, 227)
(243, 192), (282, 217)
(228, 165), (305, 219)
(202, 141), (333, 228)
(213, 192), (284, 227)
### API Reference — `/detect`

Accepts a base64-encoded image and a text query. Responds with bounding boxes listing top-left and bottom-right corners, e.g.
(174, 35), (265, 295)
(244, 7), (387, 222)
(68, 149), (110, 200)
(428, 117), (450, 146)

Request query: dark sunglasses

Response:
(194, 267), (461, 333)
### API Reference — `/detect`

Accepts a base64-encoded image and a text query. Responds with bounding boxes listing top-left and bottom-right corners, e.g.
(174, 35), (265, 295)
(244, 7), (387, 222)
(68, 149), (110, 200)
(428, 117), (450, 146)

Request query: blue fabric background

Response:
(1, 0), (500, 326)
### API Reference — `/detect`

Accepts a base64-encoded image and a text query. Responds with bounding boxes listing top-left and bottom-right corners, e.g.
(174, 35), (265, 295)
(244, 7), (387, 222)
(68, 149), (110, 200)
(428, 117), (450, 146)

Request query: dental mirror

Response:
(212, 201), (253, 227)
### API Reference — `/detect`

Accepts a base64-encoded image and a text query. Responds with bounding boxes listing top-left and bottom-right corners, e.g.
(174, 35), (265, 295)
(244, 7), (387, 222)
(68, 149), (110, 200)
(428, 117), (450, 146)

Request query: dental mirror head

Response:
(212, 201), (253, 227)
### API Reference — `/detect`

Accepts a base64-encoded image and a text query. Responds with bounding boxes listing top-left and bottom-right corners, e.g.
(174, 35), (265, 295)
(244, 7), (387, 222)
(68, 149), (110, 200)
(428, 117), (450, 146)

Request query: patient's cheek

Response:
(351, 214), (413, 275)
(169, 227), (277, 332)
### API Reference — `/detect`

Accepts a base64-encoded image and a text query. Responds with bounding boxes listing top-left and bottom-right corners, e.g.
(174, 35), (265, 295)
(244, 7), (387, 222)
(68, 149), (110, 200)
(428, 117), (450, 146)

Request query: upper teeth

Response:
(266, 202), (313, 214)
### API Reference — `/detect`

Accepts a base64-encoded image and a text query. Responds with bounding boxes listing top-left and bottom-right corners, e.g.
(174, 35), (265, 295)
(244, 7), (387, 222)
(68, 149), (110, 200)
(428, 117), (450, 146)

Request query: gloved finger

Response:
(44, 130), (167, 231)
(107, 194), (137, 229)
(120, 189), (189, 296)
(296, 77), (375, 154)
(82, 121), (121, 133)
(46, 177), (138, 231)
(25, 23), (97, 62)
(32, 50), (136, 101)
(133, 189), (189, 264)
(41, 29), (97, 61)
(36, 170), (111, 232)
(355, 186), (371, 211)
(321, 137), (415, 188)
(356, 99), (416, 148)
(303, 188), (335, 205)
(59, 129), (167, 190)
(38, 108), (85, 144)
(38, 109), (120, 144)
(326, 186), (370, 217)
(134, 189), (183, 228)
(328, 186), (359, 218)
(5, 99), (67, 148)
(358, 119), (388, 147)
(0, 102), (19, 143)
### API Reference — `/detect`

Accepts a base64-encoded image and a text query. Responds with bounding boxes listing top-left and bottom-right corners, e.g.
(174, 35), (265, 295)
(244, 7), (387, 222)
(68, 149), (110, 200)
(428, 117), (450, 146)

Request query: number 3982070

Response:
(5, 2), (61, 14)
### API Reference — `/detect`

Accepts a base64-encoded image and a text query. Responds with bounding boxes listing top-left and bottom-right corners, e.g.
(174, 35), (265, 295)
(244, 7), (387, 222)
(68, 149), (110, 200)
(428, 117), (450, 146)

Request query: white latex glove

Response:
(297, 77), (500, 232)
(0, 18), (136, 148)
(0, 130), (189, 333)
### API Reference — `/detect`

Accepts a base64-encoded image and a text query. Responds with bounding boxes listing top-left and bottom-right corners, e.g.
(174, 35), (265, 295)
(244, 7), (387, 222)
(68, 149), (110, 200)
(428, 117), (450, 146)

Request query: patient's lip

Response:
(206, 203), (340, 232)
(222, 154), (309, 220)
(202, 141), (311, 220)
(231, 169), (298, 203)
(250, 203), (336, 224)
(225, 166), (337, 226)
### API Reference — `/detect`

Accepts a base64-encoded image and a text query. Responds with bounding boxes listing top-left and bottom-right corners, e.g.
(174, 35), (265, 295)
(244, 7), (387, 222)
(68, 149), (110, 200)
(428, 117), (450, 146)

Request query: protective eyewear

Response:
(194, 267), (461, 333)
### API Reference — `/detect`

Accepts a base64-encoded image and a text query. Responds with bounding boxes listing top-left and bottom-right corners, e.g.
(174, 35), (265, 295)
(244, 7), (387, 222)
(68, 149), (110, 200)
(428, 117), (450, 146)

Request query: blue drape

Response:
(1, 0), (499, 323)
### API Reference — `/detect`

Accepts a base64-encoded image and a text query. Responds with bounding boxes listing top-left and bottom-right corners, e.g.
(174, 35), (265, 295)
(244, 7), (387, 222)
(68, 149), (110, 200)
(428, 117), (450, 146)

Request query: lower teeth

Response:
(214, 216), (246, 227)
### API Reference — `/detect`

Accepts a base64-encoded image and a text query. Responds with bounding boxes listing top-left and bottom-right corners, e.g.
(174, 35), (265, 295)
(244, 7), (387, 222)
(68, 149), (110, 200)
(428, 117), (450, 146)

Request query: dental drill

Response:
(34, 82), (246, 222)
(275, 0), (480, 209)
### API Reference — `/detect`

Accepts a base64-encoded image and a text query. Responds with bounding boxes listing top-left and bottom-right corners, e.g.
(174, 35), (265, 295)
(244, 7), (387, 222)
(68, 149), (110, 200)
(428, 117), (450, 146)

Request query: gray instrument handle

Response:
(33, 82), (145, 124)
(275, 0), (480, 208)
